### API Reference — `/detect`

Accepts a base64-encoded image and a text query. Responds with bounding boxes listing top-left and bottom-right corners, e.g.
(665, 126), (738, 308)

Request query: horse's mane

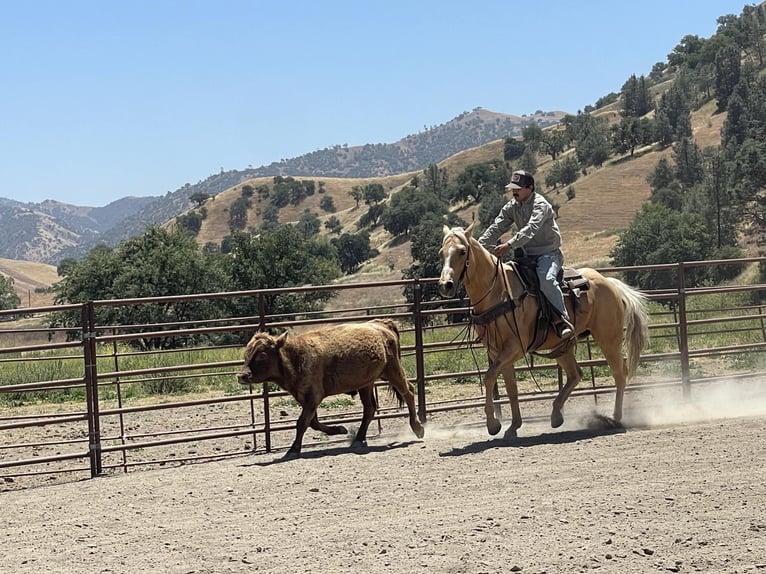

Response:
(448, 226), (502, 268)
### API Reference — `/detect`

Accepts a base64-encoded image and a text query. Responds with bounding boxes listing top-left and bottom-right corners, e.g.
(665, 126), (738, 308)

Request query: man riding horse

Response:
(478, 170), (574, 340)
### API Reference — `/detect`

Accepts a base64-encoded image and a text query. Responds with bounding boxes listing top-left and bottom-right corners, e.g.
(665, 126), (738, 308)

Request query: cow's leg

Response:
(286, 402), (319, 458)
(309, 414), (347, 436)
(385, 364), (425, 439)
(352, 385), (377, 448)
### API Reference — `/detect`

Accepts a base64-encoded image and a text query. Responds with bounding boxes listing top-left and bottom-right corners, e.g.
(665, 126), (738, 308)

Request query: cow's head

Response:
(237, 331), (288, 385)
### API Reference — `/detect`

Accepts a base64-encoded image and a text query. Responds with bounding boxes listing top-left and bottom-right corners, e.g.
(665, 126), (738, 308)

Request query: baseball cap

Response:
(505, 170), (535, 190)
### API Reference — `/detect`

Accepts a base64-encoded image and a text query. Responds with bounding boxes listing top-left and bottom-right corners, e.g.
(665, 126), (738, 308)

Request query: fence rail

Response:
(2, 258), (766, 489)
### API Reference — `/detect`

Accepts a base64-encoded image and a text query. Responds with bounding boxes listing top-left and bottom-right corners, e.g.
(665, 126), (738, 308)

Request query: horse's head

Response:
(438, 224), (474, 298)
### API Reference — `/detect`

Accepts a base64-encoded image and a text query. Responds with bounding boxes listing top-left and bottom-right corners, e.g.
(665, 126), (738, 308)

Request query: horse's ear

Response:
(465, 222), (474, 237)
(275, 331), (288, 348)
(442, 224), (450, 236)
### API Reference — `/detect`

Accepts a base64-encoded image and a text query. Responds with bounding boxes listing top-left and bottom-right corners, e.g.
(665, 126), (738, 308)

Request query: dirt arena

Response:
(2, 381), (766, 574)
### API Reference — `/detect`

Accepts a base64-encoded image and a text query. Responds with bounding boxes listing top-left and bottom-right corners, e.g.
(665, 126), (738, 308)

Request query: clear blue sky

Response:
(0, 0), (750, 207)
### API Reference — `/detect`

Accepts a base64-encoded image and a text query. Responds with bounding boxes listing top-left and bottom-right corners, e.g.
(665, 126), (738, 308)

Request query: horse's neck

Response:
(465, 240), (522, 311)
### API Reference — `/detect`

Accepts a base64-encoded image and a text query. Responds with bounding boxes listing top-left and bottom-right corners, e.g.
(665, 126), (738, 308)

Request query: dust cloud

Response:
(622, 378), (766, 428)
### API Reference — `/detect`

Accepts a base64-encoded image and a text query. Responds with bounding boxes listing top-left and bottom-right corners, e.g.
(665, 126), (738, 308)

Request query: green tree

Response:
(324, 215), (342, 235)
(0, 274), (20, 310)
(332, 232), (377, 274)
(672, 138), (705, 188)
(422, 164), (449, 201)
(229, 197), (250, 231)
(296, 209), (321, 238)
(611, 203), (716, 290)
(319, 195), (336, 213)
(450, 160), (510, 204)
(176, 212), (203, 236)
(714, 42), (741, 110)
(227, 226), (341, 320)
(362, 183), (386, 205)
(503, 137), (525, 162)
(380, 186), (448, 237)
(50, 228), (230, 347)
(189, 192), (210, 207)
(621, 74), (652, 117)
(348, 186), (363, 208)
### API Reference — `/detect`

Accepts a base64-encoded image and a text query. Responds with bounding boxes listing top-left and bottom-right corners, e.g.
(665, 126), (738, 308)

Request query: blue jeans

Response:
(535, 250), (570, 321)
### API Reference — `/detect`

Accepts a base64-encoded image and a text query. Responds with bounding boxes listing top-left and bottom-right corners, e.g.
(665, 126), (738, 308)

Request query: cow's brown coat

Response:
(237, 319), (424, 456)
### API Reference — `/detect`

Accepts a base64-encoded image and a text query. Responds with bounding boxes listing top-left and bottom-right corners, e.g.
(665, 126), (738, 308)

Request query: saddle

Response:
(512, 254), (590, 356)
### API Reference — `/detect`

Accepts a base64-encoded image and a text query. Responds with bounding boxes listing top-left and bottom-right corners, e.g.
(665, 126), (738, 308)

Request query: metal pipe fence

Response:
(1, 258), (766, 489)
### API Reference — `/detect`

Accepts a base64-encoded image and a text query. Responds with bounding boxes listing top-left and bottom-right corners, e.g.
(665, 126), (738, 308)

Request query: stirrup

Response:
(555, 321), (574, 339)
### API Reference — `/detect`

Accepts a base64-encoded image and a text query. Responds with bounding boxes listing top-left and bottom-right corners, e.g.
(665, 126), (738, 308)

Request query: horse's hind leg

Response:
(551, 351), (582, 428)
(600, 343), (628, 422)
(352, 385), (377, 448)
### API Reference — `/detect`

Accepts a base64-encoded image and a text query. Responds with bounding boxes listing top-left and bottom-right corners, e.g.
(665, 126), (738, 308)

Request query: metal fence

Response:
(2, 258), (766, 489)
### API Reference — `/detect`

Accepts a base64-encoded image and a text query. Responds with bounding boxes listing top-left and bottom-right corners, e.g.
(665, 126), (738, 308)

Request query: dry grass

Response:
(0, 257), (58, 307)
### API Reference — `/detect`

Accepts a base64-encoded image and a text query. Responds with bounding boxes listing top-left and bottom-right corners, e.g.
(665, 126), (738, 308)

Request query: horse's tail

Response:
(607, 277), (650, 379)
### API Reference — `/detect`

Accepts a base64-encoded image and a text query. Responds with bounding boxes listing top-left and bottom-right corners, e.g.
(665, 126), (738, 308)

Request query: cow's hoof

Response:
(350, 440), (369, 452)
(488, 420), (502, 436)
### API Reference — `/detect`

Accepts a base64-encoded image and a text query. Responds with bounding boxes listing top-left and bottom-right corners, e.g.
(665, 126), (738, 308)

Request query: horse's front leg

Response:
(500, 365), (522, 439)
(483, 364), (503, 436)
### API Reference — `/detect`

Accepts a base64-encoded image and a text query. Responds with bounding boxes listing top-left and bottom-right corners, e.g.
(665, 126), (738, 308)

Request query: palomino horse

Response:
(437, 224), (650, 437)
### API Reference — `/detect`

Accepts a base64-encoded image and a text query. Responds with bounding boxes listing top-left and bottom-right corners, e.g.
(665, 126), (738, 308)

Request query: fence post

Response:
(677, 263), (691, 398)
(82, 302), (103, 477)
(412, 280), (427, 423)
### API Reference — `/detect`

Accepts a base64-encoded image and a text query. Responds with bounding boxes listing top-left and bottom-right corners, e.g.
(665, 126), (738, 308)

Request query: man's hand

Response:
(493, 243), (512, 258)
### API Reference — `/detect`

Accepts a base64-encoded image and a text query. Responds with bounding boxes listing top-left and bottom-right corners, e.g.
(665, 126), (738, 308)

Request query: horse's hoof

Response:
(551, 410), (564, 428)
(326, 425), (348, 436)
(413, 424), (425, 439)
(503, 427), (518, 441)
(488, 420), (502, 436)
(350, 440), (369, 451)
(282, 450), (301, 460)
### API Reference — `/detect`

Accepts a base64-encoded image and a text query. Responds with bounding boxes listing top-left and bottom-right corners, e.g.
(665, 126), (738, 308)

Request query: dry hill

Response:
(0, 258), (58, 308)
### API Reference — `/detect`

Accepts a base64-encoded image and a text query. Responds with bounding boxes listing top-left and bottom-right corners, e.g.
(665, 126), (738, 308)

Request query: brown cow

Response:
(237, 318), (425, 457)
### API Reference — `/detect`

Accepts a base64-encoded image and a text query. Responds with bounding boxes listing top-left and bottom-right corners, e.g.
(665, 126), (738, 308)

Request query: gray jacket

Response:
(478, 192), (561, 257)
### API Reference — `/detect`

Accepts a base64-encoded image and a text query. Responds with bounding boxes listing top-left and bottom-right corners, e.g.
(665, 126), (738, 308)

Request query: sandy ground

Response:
(2, 381), (766, 574)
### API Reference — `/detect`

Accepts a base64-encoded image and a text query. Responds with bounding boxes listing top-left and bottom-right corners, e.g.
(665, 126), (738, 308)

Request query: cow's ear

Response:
(275, 331), (288, 348)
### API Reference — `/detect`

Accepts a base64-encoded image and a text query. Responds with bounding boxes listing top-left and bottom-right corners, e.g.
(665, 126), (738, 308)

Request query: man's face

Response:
(512, 185), (533, 202)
